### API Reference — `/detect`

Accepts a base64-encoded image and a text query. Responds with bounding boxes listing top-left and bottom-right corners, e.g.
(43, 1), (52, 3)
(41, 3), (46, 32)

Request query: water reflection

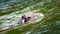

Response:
(0, 0), (60, 34)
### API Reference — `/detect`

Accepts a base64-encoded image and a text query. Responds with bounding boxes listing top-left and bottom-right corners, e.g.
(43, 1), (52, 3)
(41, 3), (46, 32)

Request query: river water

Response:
(0, 0), (60, 34)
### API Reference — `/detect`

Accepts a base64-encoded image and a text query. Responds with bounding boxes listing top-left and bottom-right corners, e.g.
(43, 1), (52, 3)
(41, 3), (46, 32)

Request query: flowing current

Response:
(0, 0), (60, 34)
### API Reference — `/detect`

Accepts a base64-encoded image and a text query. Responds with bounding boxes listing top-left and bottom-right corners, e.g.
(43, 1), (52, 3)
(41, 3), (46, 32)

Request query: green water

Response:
(0, 0), (60, 34)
